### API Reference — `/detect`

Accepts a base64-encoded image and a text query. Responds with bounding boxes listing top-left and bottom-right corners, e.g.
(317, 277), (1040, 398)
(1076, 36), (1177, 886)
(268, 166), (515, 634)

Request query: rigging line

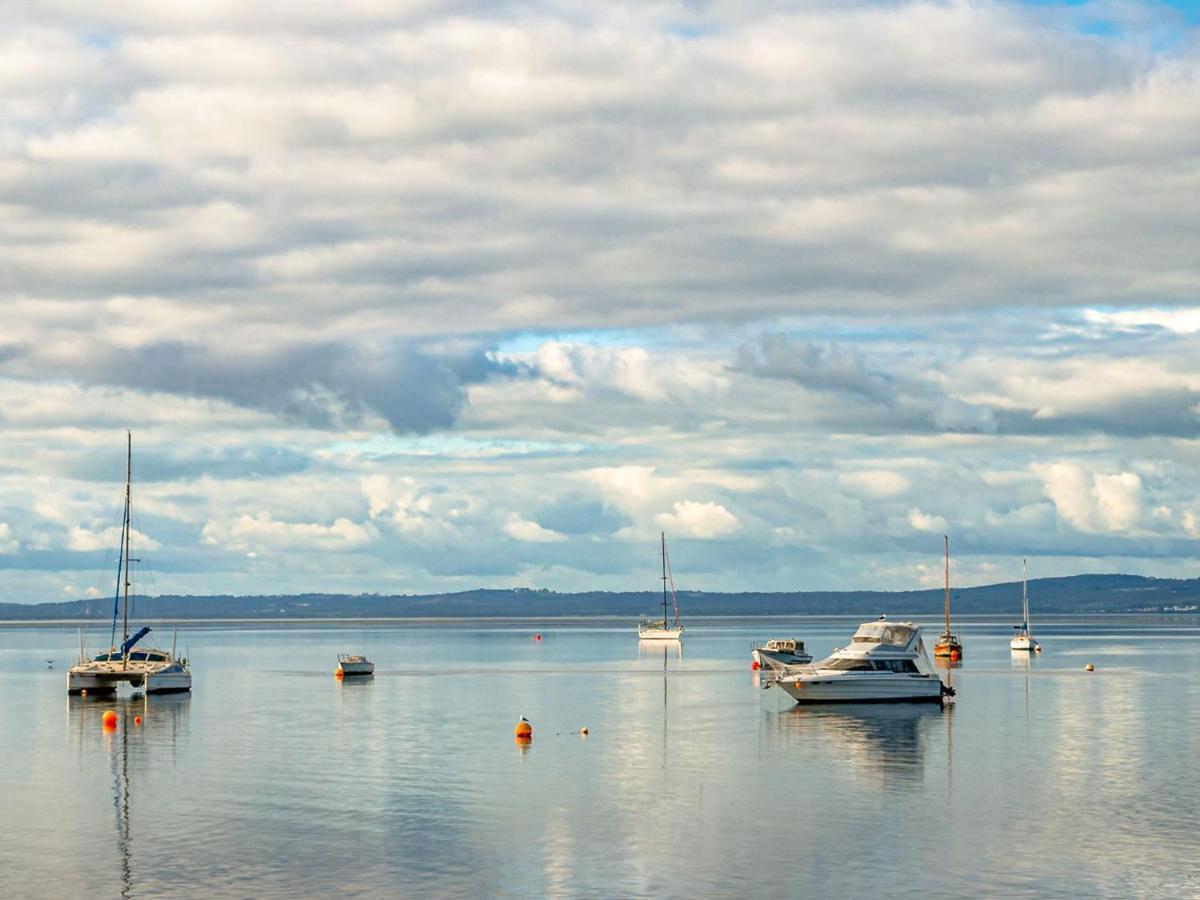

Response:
(663, 542), (682, 628)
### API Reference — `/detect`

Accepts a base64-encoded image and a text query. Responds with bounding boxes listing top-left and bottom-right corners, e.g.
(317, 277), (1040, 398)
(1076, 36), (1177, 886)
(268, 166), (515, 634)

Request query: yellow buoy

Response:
(580, 726), (589, 736)
(514, 717), (532, 738)
(1085, 663), (1095, 672)
(80, 689), (87, 697)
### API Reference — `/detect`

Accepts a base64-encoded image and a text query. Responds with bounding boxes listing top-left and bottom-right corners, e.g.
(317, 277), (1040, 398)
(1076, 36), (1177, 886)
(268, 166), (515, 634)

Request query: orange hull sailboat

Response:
(933, 534), (963, 659)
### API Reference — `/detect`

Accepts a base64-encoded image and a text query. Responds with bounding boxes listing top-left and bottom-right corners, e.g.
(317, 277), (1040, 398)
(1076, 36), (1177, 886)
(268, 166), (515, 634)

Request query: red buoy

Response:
(134, 716), (143, 727)
(534, 633), (542, 642)
(102, 710), (118, 730)
(751, 660), (760, 670)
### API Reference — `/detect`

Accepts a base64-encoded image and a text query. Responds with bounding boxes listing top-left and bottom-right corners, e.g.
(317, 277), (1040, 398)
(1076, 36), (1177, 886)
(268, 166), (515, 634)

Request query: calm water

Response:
(2, 617), (1199, 898)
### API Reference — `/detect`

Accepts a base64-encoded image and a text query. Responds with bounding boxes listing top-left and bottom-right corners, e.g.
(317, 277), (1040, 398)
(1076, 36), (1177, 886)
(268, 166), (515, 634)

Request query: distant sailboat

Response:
(637, 533), (684, 640)
(1010, 559), (1041, 652)
(933, 535), (963, 659)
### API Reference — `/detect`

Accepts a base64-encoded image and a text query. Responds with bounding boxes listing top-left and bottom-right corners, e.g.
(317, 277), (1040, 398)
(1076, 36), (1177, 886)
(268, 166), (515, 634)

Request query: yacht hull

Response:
(776, 674), (945, 704)
(753, 649), (813, 670)
(1009, 637), (1039, 651)
(638, 628), (683, 640)
(338, 661), (375, 675)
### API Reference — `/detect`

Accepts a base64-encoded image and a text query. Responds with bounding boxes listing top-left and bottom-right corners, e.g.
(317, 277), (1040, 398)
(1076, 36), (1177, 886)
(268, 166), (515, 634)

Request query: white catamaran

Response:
(1010, 559), (1041, 652)
(638, 533), (684, 640)
(67, 433), (192, 695)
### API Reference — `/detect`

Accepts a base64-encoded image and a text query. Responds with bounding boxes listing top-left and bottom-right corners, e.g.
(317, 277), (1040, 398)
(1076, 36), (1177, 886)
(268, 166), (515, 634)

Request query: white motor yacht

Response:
(67, 434), (191, 696)
(337, 654), (375, 676)
(766, 618), (952, 704)
(752, 638), (812, 671)
(637, 532), (684, 641)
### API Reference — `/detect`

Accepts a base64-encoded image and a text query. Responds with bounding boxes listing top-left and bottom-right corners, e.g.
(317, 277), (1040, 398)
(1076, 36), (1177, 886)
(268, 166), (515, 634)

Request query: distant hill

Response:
(2, 573), (1199, 620)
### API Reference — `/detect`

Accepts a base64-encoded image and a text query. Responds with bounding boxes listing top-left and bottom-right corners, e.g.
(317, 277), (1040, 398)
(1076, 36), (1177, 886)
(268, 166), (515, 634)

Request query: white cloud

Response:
(0, 523), (17, 554)
(1032, 462), (1143, 534)
(504, 513), (567, 543)
(67, 525), (160, 552)
(840, 470), (912, 499)
(201, 512), (375, 552)
(654, 500), (739, 540)
(907, 508), (948, 533)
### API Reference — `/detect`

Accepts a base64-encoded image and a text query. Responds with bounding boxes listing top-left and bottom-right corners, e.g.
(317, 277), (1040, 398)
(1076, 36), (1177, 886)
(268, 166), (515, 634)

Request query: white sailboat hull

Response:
(638, 626), (684, 640)
(775, 672), (945, 704)
(1009, 635), (1039, 651)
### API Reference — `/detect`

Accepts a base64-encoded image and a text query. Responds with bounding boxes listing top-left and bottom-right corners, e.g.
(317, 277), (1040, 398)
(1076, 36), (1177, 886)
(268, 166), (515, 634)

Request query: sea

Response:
(1, 616), (1198, 898)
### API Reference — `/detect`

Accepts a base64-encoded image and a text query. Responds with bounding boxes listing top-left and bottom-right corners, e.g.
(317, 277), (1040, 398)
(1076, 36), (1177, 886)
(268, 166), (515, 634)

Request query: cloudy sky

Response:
(1, 0), (1198, 603)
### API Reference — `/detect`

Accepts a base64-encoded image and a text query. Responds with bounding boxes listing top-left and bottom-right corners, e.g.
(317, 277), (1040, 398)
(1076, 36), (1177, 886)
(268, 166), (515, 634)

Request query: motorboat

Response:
(752, 638), (812, 671)
(67, 433), (192, 696)
(337, 654), (375, 676)
(1010, 559), (1041, 652)
(933, 535), (963, 659)
(637, 532), (684, 640)
(766, 617), (952, 704)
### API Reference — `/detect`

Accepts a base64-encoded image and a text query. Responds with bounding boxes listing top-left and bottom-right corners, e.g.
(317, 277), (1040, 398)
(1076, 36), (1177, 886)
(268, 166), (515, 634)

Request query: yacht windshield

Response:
(851, 623), (915, 646)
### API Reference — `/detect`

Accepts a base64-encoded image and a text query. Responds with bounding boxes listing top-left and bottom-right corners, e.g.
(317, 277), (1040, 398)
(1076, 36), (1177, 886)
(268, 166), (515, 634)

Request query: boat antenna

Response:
(943, 534), (950, 635)
(121, 431), (132, 671)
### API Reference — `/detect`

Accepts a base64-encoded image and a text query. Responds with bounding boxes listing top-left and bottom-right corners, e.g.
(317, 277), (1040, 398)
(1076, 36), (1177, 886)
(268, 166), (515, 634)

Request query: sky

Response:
(1, 0), (1198, 603)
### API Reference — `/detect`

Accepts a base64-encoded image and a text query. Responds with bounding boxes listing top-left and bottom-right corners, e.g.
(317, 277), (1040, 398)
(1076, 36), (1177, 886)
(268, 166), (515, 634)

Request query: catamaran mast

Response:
(660, 532), (668, 628)
(943, 534), (950, 634)
(121, 431), (132, 670)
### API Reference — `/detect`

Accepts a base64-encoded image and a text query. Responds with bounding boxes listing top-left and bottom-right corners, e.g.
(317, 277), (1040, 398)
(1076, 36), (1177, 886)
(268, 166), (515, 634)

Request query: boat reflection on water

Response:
(67, 694), (191, 898)
(934, 655), (963, 671)
(766, 703), (947, 789)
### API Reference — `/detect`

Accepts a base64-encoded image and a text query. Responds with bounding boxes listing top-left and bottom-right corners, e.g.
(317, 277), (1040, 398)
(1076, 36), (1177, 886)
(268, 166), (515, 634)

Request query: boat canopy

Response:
(851, 622), (917, 646)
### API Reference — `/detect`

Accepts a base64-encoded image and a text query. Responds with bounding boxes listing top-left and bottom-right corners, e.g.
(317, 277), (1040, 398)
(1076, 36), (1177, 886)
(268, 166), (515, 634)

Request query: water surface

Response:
(1, 617), (1198, 897)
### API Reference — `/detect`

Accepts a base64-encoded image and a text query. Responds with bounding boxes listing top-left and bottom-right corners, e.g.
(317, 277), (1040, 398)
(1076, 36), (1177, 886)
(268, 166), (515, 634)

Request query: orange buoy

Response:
(133, 716), (143, 727)
(514, 717), (532, 738)
(102, 710), (118, 729)
(751, 660), (760, 671)
(334, 668), (344, 679)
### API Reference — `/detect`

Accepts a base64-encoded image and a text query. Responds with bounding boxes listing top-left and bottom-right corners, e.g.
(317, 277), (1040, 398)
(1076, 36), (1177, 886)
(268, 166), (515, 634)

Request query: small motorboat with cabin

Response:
(752, 638), (812, 671)
(67, 433), (191, 695)
(337, 654), (375, 676)
(637, 532), (684, 640)
(765, 617), (953, 704)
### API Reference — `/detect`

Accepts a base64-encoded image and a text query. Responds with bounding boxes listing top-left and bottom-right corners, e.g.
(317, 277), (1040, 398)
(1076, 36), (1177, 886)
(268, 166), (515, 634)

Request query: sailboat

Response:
(933, 534), (963, 659)
(67, 433), (192, 695)
(637, 532), (684, 640)
(1010, 559), (1041, 652)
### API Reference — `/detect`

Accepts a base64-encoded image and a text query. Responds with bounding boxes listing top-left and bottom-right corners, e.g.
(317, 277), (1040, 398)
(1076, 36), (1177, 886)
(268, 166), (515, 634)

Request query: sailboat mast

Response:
(943, 534), (950, 633)
(661, 532), (668, 628)
(121, 431), (132, 670)
(1022, 558), (1029, 630)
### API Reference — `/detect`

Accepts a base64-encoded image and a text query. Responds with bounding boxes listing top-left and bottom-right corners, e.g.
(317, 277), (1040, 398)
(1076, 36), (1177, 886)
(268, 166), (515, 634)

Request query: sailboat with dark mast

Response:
(1010, 559), (1041, 652)
(933, 534), (963, 660)
(67, 433), (191, 695)
(637, 532), (684, 640)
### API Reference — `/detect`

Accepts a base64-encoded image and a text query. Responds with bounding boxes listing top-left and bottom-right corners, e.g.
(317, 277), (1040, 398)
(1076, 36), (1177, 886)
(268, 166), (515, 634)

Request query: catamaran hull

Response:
(67, 668), (192, 694)
(776, 675), (945, 704)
